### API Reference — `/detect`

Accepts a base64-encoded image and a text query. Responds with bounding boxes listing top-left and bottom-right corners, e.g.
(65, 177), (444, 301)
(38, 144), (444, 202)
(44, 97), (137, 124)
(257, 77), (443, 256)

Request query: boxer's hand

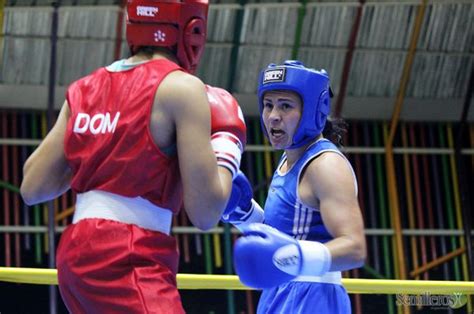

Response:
(206, 85), (246, 179)
(221, 171), (264, 230)
(233, 223), (331, 289)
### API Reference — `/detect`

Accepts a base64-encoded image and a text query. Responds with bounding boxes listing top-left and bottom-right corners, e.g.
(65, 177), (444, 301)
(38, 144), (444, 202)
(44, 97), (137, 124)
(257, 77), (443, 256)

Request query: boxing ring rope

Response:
(0, 267), (473, 295)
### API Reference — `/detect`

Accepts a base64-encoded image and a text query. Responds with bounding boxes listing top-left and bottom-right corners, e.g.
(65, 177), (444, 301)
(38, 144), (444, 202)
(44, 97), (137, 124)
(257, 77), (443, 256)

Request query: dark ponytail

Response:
(322, 116), (347, 147)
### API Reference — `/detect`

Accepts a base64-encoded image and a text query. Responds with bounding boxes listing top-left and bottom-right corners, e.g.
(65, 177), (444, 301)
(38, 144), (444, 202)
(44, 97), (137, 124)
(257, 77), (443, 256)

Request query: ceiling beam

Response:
(1, 84), (472, 121)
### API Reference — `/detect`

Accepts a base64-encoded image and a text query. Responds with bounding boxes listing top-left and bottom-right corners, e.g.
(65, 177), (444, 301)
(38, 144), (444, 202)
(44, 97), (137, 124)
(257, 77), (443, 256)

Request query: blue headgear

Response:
(257, 60), (331, 149)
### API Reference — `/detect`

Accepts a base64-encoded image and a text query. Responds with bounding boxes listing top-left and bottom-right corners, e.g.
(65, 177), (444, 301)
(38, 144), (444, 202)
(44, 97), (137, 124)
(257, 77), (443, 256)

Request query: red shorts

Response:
(57, 218), (184, 313)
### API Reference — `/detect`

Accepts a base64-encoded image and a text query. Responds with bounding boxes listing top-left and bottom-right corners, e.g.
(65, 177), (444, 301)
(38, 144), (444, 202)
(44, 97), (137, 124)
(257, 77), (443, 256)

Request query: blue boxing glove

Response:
(222, 171), (264, 231)
(233, 223), (331, 289)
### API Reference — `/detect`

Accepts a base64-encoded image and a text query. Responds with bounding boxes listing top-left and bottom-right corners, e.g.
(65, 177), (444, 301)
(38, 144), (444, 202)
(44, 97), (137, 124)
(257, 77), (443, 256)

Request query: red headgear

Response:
(126, 0), (209, 73)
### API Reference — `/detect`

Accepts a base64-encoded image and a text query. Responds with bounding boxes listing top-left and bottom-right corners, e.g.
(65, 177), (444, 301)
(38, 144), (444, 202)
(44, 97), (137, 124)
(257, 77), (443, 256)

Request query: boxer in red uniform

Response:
(20, 0), (246, 312)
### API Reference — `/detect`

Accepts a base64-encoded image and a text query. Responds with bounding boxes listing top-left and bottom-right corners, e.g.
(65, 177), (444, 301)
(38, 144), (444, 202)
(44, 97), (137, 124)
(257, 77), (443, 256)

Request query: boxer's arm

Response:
(160, 72), (232, 230)
(307, 152), (366, 271)
(234, 154), (366, 289)
(21, 101), (72, 205)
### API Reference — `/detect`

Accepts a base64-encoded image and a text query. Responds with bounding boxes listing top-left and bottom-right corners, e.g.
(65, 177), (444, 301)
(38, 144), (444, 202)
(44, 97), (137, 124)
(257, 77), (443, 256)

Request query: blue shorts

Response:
(257, 281), (351, 314)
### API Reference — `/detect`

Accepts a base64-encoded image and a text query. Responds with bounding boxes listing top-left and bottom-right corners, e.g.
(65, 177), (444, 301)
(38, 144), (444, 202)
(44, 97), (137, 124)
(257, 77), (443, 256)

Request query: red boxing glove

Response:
(206, 85), (247, 179)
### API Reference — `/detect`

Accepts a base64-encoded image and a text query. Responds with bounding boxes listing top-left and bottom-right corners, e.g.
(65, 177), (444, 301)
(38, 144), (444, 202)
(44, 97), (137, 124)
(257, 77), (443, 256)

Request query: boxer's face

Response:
(262, 90), (302, 149)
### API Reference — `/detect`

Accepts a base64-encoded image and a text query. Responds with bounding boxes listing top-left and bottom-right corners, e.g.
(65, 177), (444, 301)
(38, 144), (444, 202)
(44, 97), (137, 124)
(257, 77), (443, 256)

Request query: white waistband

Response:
(73, 190), (173, 235)
(292, 271), (342, 285)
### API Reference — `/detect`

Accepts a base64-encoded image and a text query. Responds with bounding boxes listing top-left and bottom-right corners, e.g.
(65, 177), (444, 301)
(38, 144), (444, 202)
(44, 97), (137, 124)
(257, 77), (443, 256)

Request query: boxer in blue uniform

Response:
(222, 60), (366, 313)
